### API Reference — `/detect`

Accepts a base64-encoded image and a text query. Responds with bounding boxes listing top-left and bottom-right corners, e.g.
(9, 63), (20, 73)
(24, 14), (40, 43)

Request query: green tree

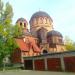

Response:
(12, 24), (23, 38)
(0, 35), (5, 64)
(0, 0), (4, 20)
(0, 0), (18, 65)
(65, 36), (75, 51)
(3, 2), (13, 24)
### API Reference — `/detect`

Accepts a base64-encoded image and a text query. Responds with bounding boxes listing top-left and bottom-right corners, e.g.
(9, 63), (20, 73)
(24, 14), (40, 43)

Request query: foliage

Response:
(64, 36), (75, 51)
(4, 2), (13, 19)
(0, 35), (5, 64)
(0, 0), (18, 65)
(12, 24), (23, 38)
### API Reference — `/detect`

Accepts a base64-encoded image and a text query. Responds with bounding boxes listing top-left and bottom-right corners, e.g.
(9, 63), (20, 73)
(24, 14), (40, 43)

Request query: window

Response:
(37, 30), (42, 43)
(59, 39), (62, 43)
(24, 23), (26, 27)
(34, 18), (37, 24)
(36, 18), (38, 24)
(20, 22), (22, 26)
(47, 37), (52, 43)
(40, 17), (43, 24)
(43, 50), (48, 54)
(45, 18), (47, 24)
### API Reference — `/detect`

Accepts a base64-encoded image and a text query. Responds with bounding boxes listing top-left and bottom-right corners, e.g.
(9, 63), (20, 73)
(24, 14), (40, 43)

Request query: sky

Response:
(3, 0), (75, 41)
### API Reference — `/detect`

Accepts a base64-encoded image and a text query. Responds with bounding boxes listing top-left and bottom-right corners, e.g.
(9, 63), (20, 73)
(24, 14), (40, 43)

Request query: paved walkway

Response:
(0, 70), (75, 75)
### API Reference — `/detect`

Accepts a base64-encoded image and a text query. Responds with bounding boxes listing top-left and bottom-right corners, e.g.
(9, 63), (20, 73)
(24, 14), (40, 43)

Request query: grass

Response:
(0, 70), (75, 75)
(0, 66), (21, 71)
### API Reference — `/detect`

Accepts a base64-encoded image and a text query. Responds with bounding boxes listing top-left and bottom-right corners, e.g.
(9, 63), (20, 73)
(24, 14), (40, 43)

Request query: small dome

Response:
(47, 30), (63, 37)
(16, 18), (28, 24)
(30, 11), (53, 23)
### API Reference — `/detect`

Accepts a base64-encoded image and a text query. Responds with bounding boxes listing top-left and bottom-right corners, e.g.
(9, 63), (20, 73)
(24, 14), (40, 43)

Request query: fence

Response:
(23, 51), (75, 72)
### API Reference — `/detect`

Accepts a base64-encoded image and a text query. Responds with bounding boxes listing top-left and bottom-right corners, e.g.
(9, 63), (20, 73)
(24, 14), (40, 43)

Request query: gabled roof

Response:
(15, 38), (29, 52)
(28, 37), (41, 52)
(15, 38), (41, 53)
(32, 43), (41, 53)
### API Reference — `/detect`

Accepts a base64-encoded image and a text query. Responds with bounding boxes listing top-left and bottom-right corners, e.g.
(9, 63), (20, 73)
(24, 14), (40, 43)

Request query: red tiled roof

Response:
(27, 37), (41, 52)
(15, 38), (29, 51)
(32, 43), (41, 53)
(15, 37), (41, 53)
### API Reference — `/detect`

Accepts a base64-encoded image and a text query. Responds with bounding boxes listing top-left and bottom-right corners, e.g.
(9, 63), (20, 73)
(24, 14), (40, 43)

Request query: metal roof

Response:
(30, 11), (53, 23)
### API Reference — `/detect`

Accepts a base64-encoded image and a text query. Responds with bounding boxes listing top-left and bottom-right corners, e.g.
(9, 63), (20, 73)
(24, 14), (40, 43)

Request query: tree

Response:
(64, 36), (75, 51)
(0, 35), (5, 64)
(0, 0), (4, 21)
(3, 2), (13, 24)
(0, 0), (18, 65)
(12, 24), (23, 38)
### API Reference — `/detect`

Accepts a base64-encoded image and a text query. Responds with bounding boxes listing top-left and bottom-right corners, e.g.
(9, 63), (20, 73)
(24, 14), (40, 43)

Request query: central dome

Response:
(30, 11), (53, 23)
(29, 11), (54, 37)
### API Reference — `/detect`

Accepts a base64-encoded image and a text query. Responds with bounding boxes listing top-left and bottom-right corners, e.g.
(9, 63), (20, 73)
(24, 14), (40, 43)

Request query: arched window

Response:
(40, 17), (43, 24)
(34, 18), (37, 24)
(37, 28), (47, 43)
(58, 38), (62, 43)
(44, 18), (47, 24)
(37, 29), (42, 43)
(43, 50), (48, 54)
(20, 22), (22, 26)
(24, 23), (26, 27)
(36, 18), (38, 24)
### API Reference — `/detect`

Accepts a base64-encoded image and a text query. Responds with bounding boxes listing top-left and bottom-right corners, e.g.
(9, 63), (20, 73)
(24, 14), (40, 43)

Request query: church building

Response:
(11, 11), (65, 64)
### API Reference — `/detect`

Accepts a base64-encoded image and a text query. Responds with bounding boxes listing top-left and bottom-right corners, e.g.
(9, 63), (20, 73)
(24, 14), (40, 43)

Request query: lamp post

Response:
(3, 58), (7, 71)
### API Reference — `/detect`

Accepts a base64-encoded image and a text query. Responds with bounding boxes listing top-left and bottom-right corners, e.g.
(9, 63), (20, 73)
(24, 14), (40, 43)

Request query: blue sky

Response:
(3, 0), (75, 41)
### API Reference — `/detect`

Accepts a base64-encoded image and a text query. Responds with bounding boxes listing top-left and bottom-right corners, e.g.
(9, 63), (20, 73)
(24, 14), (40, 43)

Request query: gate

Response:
(24, 60), (33, 70)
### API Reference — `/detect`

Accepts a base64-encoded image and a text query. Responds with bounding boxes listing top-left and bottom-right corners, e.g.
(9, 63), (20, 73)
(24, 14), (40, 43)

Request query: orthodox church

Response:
(11, 11), (65, 64)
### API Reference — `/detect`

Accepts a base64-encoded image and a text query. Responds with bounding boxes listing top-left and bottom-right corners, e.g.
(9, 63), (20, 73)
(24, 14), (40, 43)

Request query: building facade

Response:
(23, 51), (75, 72)
(11, 11), (65, 64)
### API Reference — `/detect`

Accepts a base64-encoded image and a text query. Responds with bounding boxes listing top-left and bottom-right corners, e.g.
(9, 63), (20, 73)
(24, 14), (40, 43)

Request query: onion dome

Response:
(47, 30), (63, 37)
(16, 17), (28, 30)
(29, 11), (53, 23)
(16, 18), (27, 23)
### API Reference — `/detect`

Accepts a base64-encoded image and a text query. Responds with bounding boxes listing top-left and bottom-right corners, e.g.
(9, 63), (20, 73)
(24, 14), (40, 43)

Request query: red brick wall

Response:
(34, 59), (45, 71)
(47, 58), (61, 71)
(64, 56), (75, 72)
(11, 49), (21, 63)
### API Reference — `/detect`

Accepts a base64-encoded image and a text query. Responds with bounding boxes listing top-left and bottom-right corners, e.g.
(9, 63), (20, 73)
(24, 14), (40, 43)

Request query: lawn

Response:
(0, 70), (75, 75)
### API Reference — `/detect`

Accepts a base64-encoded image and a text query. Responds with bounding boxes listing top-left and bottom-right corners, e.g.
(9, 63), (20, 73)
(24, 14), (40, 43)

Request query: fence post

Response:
(33, 59), (35, 70)
(60, 55), (65, 71)
(44, 58), (48, 70)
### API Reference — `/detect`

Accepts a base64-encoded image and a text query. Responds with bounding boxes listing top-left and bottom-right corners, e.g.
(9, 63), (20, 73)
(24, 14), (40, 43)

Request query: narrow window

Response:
(59, 39), (62, 43)
(40, 17), (43, 24)
(20, 22), (22, 26)
(45, 18), (47, 24)
(24, 23), (26, 27)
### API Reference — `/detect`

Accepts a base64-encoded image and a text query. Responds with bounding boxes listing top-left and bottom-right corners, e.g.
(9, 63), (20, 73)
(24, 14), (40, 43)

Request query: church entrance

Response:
(43, 50), (48, 54)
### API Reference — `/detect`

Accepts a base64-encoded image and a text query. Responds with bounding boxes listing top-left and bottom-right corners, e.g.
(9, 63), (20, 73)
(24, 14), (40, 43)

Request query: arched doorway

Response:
(37, 28), (47, 43)
(43, 50), (48, 54)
